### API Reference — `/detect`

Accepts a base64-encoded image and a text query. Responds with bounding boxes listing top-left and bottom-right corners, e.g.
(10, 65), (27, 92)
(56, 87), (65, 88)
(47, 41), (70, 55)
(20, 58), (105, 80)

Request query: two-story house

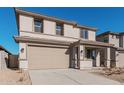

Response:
(14, 9), (114, 70)
(97, 31), (124, 68)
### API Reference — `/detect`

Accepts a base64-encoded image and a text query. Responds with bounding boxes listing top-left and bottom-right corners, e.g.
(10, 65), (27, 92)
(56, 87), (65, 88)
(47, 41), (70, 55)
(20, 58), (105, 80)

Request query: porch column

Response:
(79, 45), (85, 69)
(80, 45), (84, 61)
(106, 47), (111, 68)
(19, 43), (28, 70)
(115, 51), (119, 67)
(96, 50), (100, 67)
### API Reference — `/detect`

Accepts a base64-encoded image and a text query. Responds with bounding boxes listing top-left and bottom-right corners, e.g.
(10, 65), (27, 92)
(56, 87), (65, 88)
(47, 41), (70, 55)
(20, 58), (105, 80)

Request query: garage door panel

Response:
(28, 46), (69, 69)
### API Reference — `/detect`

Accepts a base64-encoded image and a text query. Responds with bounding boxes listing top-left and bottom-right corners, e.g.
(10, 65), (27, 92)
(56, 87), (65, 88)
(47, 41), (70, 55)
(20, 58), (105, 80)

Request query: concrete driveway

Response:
(29, 69), (121, 85)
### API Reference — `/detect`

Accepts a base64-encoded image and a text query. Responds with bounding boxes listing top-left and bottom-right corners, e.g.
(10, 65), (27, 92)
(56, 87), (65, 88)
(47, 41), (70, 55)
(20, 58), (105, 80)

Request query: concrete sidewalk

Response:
(29, 69), (121, 85)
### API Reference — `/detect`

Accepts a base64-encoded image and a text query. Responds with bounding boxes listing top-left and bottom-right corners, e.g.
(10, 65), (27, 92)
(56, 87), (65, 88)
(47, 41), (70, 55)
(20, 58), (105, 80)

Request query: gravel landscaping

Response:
(89, 68), (124, 84)
(0, 69), (31, 85)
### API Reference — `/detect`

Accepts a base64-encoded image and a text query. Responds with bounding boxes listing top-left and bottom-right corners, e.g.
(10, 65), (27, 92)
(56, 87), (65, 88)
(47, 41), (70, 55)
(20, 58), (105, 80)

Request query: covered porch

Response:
(70, 40), (114, 69)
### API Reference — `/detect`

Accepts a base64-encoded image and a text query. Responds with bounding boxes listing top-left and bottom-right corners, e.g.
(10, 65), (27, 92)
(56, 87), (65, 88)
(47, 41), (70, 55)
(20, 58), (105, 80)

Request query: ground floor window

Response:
(85, 48), (96, 59)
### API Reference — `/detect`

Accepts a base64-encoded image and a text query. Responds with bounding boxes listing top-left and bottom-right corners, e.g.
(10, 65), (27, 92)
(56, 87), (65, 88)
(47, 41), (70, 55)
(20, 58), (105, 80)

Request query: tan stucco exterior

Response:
(88, 30), (96, 41)
(109, 34), (119, 47)
(43, 20), (56, 35)
(20, 15), (34, 32)
(20, 31), (78, 42)
(19, 14), (96, 41)
(64, 24), (80, 38)
(19, 43), (27, 60)
(117, 51), (124, 68)
(0, 49), (9, 70)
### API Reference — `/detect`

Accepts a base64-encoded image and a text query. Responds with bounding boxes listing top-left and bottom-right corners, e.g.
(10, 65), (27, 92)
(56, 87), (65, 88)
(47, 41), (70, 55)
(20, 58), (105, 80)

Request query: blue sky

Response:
(0, 7), (124, 54)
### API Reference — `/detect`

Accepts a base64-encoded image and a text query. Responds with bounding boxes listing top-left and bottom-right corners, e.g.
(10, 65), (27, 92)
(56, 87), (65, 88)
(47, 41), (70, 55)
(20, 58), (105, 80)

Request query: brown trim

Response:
(13, 7), (20, 36)
(15, 8), (76, 26)
(77, 25), (97, 31)
(28, 44), (69, 49)
(62, 23), (64, 36)
(14, 36), (72, 46)
(56, 23), (64, 36)
(97, 31), (120, 37)
(76, 40), (114, 47)
(77, 43), (80, 69)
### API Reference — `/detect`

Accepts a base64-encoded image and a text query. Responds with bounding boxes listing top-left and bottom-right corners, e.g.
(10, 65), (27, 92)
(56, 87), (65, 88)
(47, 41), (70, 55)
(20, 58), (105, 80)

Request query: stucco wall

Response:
(88, 30), (95, 41)
(96, 49), (100, 67)
(19, 60), (28, 69)
(43, 20), (56, 35)
(64, 24), (75, 38)
(73, 27), (80, 38)
(20, 31), (78, 42)
(19, 43), (28, 69)
(80, 60), (93, 69)
(109, 34), (119, 47)
(117, 51), (124, 68)
(0, 50), (8, 70)
(19, 43), (27, 60)
(19, 14), (96, 41)
(19, 15), (33, 32)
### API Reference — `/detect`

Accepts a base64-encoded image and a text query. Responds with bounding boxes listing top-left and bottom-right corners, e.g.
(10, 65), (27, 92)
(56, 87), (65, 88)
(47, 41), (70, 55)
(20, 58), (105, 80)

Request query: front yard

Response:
(0, 69), (31, 85)
(89, 68), (124, 84)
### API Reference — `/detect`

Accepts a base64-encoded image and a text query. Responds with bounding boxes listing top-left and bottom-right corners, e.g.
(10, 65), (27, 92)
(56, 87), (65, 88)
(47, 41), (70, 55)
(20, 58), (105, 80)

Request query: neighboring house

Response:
(0, 46), (10, 70)
(14, 8), (114, 70)
(97, 31), (124, 68)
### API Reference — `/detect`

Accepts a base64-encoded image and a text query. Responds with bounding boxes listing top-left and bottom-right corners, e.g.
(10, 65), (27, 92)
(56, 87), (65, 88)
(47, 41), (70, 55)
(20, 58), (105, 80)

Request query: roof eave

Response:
(79, 40), (114, 47)
(77, 25), (97, 31)
(15, 8), (97, 31)
(14, 36), (72, 46)
(15, 8), (76, 26)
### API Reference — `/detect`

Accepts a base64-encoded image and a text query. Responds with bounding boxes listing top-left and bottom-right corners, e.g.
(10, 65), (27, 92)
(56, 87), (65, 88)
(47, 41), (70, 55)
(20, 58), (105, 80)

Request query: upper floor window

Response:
(103, 38), (108, 43)
(80, 29), (88, 39)
(56, 23), (63, 35)
(34, 19), (43, 33)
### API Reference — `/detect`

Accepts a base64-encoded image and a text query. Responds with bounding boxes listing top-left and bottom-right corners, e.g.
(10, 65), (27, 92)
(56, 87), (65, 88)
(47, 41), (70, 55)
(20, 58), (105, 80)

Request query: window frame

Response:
(56, 23), (64, 36)
(80, 29), (88, 39)
(34, 19), (43, 33)
(103, 38), (108, 43)
(84, 30), (88, 39)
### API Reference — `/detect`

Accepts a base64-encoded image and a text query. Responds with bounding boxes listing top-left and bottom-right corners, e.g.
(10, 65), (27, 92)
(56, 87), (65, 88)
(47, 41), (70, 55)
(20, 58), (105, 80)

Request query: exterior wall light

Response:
(80, 50), (83, 56)
(21, 48), (24, 53)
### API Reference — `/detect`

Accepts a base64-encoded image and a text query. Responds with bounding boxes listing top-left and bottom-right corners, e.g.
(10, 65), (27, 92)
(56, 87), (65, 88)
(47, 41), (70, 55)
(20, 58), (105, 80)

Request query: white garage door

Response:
(27, 45), (69, 69)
